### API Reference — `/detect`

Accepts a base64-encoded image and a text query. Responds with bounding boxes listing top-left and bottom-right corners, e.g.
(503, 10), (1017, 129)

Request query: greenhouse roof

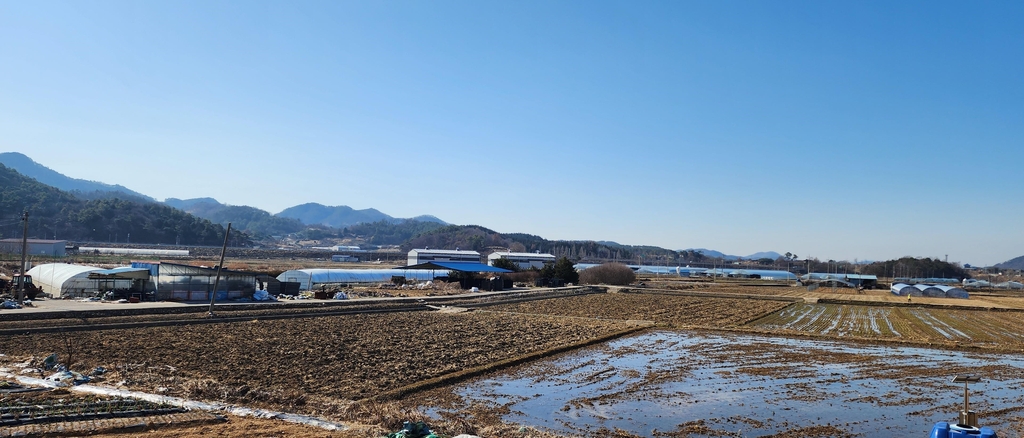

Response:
(401, 261), (511, 273)
(26, 263), (102, 290)
(88, 267), (151, 280)
(277, 268), (447, 287)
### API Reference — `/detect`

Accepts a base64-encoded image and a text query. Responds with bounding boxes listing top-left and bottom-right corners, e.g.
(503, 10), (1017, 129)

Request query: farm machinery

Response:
(0, 274), (43, 300)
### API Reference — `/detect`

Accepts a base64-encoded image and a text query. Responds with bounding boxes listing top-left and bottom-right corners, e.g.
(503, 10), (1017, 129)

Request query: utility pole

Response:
(207, 223), (232, 317)
(18, 211), (28, 305)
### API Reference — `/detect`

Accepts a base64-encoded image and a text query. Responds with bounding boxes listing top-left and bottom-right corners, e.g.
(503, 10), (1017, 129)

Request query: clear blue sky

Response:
(2, 1), (1022, 266)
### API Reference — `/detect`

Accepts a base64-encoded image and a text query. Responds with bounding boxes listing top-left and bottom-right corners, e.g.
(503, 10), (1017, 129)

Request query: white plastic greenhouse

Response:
(890, 283), (916, 296)
(890, 283), (968, 299)
(276, 269), (450, 290)
(934, 285), (969, 299)
(26, 263), (125, 298)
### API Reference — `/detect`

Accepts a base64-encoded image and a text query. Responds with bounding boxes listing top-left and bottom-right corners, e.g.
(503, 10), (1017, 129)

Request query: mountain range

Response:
(5, 152), (1014, 266)
(0, 152), (445, 234)
(683, 248), (783, 261)
(995, 256), (1024, 271)
(0, 152), (155, 202)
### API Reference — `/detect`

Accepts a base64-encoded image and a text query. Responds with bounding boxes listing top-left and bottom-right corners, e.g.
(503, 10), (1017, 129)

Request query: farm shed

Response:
(400, 261), (512, 291)
(407, 248), (481, 266)
(26, 263), (147, 298)
(276, 269), (447, 291)
(487, 251), (556, 270)
(401, 261), (511, 273)
(0, 239), (67, 257)
(131, 262), (257, 301)
(845, 274), (878, 288)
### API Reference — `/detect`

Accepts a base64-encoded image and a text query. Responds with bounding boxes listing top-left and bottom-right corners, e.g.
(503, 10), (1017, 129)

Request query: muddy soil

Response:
(1, 289), (1023, 437)
(0, 310), (639, 436)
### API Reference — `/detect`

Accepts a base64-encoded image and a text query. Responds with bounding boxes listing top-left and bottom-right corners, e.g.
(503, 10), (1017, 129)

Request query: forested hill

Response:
(402, 225), (678, 262)
(0, 152), (155, 201)
(277, 202), (447, 228)
(996, 255), (1024, 270)
(0, 164), (243, 246)
(859, 257), (969, 280)
(164, 198), (306, 238)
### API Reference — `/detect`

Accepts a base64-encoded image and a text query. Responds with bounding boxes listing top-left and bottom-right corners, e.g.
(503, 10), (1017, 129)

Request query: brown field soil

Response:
(750, 303), (1024, 350)
(636, 278), (800, 296)
(485, 291), (792, 328)
(3, 288), (1024, 436)
(0, 310), (641, 437)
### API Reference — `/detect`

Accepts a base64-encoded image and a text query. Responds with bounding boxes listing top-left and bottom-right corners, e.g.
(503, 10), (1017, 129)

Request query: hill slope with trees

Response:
(0, 164), (241, 246)
(995, 255), (1024, 271)
(164, 198), (306, 238)
(277, 202), (447, 228)
(0, 152), (154, 202)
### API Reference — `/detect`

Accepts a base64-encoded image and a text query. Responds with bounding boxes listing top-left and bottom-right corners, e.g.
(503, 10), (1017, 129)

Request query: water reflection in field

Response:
(449, 331), (1024, 436)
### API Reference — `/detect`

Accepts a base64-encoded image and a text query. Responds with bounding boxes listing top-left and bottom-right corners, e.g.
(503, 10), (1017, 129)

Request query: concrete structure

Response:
(0, 239), (67, 257)
(131, 261), (257, 301)
(407, 249), (481, 266)
(487, 251), (556, 270)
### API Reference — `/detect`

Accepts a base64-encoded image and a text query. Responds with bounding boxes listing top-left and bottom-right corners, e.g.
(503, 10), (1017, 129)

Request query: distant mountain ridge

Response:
(277, 202), (446, 229)
(996, 255), (1024, 270)
(683, 248), (782, 261)
(0, 152), (446, 234)
(0, 152), (155, 202)
(164, 198), (306, 237)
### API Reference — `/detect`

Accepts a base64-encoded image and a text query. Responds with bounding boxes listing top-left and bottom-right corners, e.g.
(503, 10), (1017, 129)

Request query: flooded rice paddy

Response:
(440, 330), (1024, 437)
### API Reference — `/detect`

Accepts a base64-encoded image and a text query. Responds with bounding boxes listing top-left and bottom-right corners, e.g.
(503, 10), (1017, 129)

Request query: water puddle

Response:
(438, 330), (1024, 436)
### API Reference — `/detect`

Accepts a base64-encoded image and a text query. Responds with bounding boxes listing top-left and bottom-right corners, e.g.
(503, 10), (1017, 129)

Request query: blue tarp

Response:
(399, 261), (512, 273)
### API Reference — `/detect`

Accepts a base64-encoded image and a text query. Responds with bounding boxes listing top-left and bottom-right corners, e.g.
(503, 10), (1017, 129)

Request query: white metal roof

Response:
(487, 252), (556, 259)
(408, 249), (480, 256)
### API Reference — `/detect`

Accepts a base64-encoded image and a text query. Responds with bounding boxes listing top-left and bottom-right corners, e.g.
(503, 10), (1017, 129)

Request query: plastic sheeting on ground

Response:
(386, 421), (440, 438)
(0, 371), (348, 431)
(253, 290), (275, 301)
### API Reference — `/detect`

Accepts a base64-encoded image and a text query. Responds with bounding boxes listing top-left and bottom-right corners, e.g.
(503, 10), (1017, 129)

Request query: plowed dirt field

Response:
(0, 310), (642, 436)
(751, 303), (1024, 350)
(487, 291), (793, 328)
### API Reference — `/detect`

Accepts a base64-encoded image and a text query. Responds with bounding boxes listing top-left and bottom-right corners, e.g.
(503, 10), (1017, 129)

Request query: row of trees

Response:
(491, 256), (580, 284)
